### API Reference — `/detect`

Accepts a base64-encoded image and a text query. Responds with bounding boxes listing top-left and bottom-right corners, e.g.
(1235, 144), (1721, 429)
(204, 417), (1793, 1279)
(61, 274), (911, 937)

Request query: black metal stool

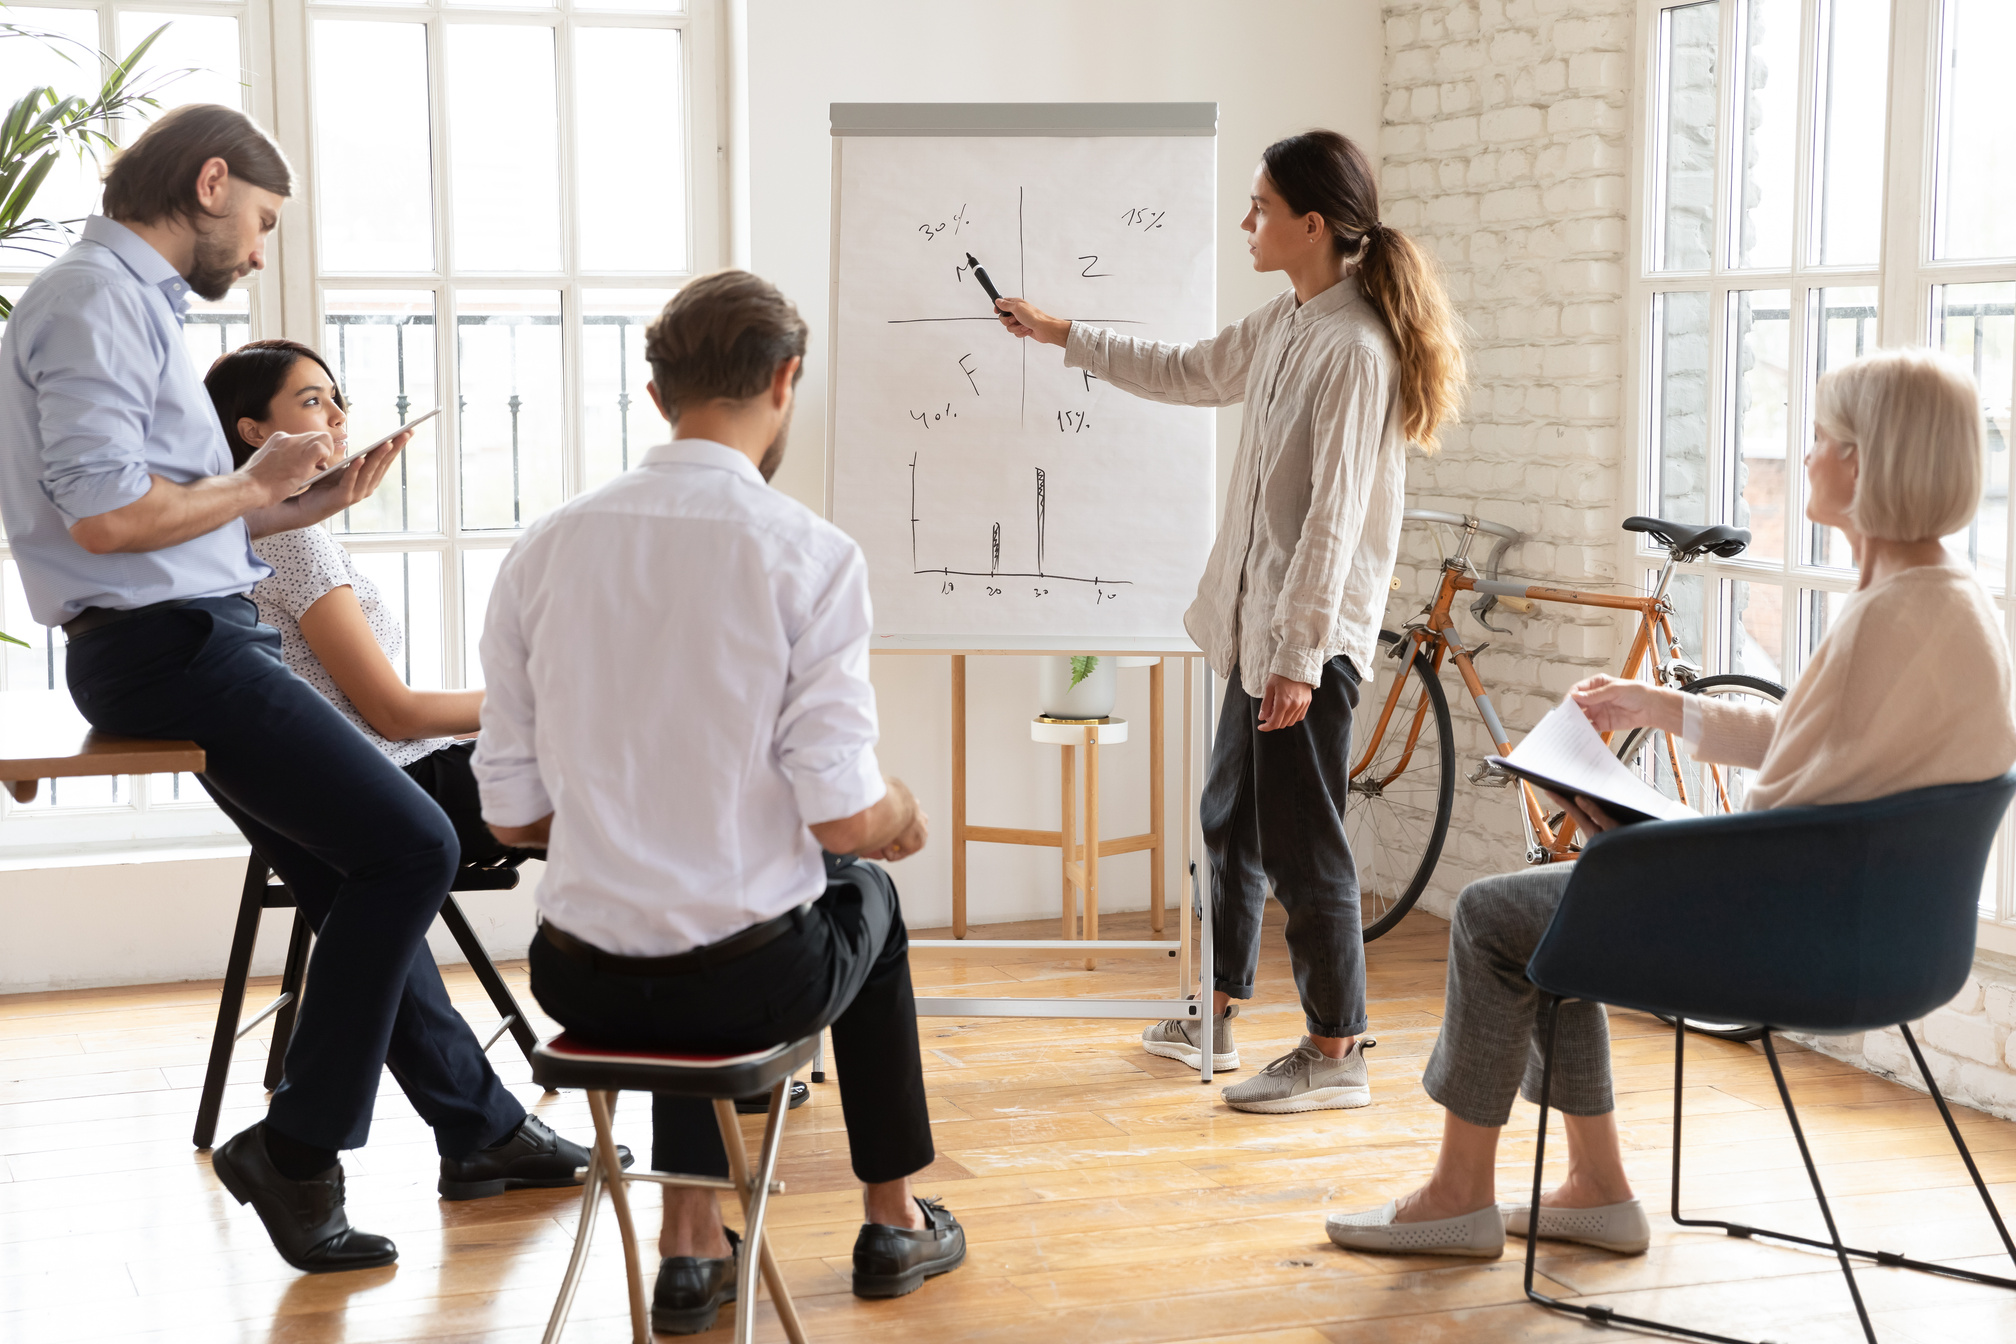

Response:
(531, 1031), (815, 1344)
(192, 850), (543, 1149)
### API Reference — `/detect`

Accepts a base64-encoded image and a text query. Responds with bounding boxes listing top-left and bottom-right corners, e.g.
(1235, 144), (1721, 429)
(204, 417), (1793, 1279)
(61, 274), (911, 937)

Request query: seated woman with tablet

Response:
(1325, 347), (2016, 1260)
(204, 340), (505, 865)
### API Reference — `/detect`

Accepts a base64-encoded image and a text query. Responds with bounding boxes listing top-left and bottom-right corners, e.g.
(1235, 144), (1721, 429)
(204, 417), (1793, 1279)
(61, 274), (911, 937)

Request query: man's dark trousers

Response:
(1202, 655), (1368, 1039)
(530, 856), (935, 1183)
(65, 596), (524, 1155)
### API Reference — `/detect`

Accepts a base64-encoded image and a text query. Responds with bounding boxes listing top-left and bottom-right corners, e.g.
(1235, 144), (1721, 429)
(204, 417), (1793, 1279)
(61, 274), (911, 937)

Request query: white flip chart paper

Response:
(830, 128), (1217, 640)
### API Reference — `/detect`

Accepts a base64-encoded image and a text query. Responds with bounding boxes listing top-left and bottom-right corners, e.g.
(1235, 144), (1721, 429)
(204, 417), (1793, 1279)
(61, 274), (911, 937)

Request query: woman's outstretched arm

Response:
(994, 296), (1261, 408)
(297, 584), (485, 741)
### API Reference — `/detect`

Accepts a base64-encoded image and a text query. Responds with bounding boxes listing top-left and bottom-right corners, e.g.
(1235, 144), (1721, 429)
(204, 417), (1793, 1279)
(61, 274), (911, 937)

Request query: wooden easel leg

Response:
(586, 1091), (647, 1344)
(1150, 658), (1166, 935)
(952, 655), (967, 939)
(1061, 743), (1078, 939)
(1084, 729), (1100, 971)
(1179, 657), (1194, 993)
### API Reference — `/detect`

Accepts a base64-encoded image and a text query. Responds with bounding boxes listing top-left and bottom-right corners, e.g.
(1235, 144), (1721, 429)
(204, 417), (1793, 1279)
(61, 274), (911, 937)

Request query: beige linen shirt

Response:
(1683, 559), (2016, 809)
(1064, 276), (1407, 698)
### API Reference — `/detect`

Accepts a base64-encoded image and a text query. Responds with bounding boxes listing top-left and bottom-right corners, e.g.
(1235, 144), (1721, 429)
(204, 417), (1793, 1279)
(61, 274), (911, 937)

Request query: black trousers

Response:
(66, 597), (524, 1155)
(403, 740), (521, 867)
(529, 857), (934, 1183)
(1201, 656), (1368, 1039)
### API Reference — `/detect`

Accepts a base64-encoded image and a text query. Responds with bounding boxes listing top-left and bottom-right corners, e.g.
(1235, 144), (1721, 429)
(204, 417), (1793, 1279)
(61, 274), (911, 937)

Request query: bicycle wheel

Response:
(1348, 630), (1455, 942)
(1626, 673), (1787, 1042)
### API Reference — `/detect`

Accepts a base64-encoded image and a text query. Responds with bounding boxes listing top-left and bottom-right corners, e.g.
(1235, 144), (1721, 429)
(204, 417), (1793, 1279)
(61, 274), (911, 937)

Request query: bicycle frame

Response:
(1354, 512), (1702, 865)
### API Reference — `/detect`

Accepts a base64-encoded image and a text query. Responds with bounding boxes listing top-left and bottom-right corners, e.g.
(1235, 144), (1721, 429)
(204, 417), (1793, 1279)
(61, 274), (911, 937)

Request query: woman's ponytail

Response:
(1261, 132), (1467, 453)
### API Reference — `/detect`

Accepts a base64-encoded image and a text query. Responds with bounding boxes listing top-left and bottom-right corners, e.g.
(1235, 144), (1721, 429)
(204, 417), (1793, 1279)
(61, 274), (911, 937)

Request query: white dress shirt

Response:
(474, 439), (887, 957)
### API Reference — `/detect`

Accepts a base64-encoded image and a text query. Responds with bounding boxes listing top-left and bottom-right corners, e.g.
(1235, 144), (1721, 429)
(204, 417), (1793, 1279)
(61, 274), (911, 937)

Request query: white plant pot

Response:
(1038, 656), (1117, 720)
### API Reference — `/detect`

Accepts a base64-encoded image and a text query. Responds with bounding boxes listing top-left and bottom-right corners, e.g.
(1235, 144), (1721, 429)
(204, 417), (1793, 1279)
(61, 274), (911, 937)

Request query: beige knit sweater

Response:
(1687, 559), (2016, 810)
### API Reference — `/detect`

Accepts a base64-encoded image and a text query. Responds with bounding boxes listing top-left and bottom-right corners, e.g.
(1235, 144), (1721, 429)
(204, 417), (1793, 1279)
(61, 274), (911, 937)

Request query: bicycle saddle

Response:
(1622, 516), (1751, 560)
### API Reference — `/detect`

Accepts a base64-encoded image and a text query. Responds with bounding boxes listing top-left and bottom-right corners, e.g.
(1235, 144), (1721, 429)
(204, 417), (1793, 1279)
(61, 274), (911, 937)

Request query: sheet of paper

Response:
(1490, 701), (1696, 823)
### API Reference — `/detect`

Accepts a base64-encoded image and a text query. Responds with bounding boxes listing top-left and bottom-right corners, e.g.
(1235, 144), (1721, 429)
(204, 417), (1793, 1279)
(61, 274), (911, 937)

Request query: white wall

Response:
(750, 0), (1384, 929)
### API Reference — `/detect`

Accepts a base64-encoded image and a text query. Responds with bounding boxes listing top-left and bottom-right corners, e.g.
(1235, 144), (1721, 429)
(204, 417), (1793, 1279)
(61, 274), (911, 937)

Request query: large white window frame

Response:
(0, 0), (723, 854)
(1626, 0), (2016, 954)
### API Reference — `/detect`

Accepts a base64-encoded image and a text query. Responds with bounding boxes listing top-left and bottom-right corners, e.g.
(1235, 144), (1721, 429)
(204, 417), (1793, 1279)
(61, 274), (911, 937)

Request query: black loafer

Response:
(653, 1226), (741, 1335)
(211, 1124), (398, 1274)
(734, 1079), (812, 1115)
(438, 1115), (633, 1200)
(852, 1196), (966, 1298)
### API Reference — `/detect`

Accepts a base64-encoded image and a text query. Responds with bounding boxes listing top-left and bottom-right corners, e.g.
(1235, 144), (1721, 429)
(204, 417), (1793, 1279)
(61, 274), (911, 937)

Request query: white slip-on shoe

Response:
(1325, 1200), (1505, 1259)
(1500, 1198), (1650, 1255)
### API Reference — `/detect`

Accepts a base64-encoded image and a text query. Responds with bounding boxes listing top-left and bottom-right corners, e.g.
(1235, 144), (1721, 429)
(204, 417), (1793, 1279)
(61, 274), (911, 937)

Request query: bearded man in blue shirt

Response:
(0, 104), (614, 1274)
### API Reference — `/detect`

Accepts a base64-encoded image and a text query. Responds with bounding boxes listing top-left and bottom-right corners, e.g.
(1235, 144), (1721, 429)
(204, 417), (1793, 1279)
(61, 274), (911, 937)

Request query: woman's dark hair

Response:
(644, 269), (808, 417)
(205, 339), (344, 467)
(1261, 130), (1466, 452)
(102, 103), (293, 226)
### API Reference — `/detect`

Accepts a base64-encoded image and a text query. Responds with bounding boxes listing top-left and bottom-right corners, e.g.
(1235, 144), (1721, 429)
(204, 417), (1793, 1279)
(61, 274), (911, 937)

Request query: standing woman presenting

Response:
(997, 130), (1465, 1114)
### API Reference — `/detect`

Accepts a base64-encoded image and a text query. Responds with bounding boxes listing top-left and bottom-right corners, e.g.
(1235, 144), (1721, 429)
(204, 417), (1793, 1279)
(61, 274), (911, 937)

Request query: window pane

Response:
(1799, 585), (1851, 669)
(1, 560), (57, 691)
(1732, 0), (1798, 269)
(446, 25), (560, 271)
(457, 290), (563, 529)
(348, 549), (444, 689)
(1934, 0), (2016, 261)
(461, 547), (508, 687)
(314, 21), (435, 273)
(182, 288), (251, 377)
(1652, 290), (1712, 524)
(118, 12), (243, 123)
(1729, 290), (1790, 561)
(1723, 579), (1784, 683)
(1812, 0), (1890, 267)
(146, 772), (209, 806)
(574, 28), (684, 272)
(1933, 282), (2014, 591)
(0, 8), (104, 266)
(1806, 285), (1878, 568)
(577, 0), (685, 12)
(1655, 1), (1720, 272)
(324, 290), (441, 534)
(582, 289), (673, 487)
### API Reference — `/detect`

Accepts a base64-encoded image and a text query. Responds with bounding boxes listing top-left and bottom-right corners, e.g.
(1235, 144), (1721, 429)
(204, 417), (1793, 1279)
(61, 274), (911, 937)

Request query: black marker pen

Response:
(966, 252), (1005, 313)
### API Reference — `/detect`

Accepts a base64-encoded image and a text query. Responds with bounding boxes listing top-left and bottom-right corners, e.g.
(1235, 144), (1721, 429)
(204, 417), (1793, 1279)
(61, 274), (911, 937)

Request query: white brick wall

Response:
(1379, 0), (1638, 915)
(1380, 0), (2016, 1124)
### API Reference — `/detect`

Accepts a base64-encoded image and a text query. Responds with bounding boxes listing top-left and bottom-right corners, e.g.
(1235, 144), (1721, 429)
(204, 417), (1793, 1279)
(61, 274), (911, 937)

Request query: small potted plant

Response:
(1038, 654), (1115, 721)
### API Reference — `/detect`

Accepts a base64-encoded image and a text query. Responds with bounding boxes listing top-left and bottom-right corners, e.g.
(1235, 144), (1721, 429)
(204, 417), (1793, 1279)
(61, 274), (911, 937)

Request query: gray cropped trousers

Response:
(1420, 866), (1615, 1128)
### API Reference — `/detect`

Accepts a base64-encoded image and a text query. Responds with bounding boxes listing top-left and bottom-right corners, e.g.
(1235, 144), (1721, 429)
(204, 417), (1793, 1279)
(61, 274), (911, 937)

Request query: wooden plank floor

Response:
(4, 903), (2015, 1342)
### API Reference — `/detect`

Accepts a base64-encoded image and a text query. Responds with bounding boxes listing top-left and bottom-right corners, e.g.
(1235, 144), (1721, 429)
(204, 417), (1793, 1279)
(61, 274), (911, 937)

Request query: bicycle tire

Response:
(1350, 630), (1456, 943)
(1641, 673), (1787, 1044)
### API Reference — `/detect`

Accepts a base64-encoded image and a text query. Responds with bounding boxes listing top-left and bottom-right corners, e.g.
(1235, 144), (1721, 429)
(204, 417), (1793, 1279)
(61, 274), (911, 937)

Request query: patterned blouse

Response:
(249, 525), (452, 768)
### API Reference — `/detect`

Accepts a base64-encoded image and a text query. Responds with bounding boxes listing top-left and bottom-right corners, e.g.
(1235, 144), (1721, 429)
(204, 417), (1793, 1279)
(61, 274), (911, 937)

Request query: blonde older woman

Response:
(1326, 347), (2016, 1259)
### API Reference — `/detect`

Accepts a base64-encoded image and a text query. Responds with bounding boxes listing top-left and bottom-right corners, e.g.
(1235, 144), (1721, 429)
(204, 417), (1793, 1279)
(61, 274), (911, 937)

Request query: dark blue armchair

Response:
(1520, 771), (2016, 1344)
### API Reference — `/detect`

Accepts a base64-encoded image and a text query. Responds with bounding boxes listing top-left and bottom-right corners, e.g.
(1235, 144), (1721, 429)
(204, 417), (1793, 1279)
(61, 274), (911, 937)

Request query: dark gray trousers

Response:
(1202, 656), (1367, 1038)
(1420, 867), (1615, 1127)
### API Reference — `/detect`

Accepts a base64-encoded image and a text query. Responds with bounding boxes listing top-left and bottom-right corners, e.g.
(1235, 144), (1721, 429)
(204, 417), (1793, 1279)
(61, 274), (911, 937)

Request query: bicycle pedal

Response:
(1467, 758), (1515, 788)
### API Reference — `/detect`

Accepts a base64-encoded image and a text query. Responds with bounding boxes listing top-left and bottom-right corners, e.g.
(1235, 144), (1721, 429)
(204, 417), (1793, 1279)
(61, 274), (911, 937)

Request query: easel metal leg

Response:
(952, 655), (967, 939)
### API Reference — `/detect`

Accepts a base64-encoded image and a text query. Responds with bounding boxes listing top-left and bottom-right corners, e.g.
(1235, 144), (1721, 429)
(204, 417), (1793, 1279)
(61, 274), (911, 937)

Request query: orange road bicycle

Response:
(1349, 509), (1788, 947)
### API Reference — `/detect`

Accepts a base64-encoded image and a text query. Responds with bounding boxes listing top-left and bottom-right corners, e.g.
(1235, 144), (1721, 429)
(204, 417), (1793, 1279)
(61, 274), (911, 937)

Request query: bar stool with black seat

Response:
(1519, 770), (2016, 1344)
(191, 849), (544, 1149)
(531, 1031), (815, 1344)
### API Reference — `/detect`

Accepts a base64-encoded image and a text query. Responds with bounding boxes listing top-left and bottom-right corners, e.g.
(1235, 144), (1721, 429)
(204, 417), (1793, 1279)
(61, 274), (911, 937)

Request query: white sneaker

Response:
(1501, 1198), (1650, 1255)
(1325, 1200), (1505, 1259)
(1141, 1003), (1238, 1071)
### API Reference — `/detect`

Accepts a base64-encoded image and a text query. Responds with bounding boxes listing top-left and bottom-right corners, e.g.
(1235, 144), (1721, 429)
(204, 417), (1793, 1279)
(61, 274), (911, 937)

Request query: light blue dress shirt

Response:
(0, 215), (268, 627)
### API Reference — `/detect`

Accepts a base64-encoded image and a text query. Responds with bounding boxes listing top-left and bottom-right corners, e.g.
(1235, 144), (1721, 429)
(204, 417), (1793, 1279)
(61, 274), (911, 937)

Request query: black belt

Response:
(540, 905), (807, 977)
(62, 597), (198, 641)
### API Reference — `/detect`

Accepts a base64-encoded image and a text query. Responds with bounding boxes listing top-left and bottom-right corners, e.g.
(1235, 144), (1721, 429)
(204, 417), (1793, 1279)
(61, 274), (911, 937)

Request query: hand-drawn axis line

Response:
(907, 455), (1130, 589)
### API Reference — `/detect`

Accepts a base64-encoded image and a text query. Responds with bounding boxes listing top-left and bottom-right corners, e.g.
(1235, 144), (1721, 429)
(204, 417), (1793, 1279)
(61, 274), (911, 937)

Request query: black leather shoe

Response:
(438, 1115), (633, 1200)
(852, 1197), (966, 1298)
(734, 1079), (811, 1115)
(652, 1226), (741, 1335)
(211, 1124), (398, 1274)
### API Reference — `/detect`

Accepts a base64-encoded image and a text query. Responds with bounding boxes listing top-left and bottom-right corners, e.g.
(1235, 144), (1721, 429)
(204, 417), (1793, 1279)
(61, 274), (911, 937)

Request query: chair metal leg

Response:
(437, 894), (540, 1064)
(810, 1030), (826, 1084)
(263, 911), (312, 1092)
(715, 1089), (807, 1344)
(1897, 1024), (2016, 1283)
(193, 859), (270, 1148)
(1523, 996), (1757, 1344)
(542, 1114), (609, 1344)
(1760, 1032), (1877, 1342)
(586, 1091), (648, 1344)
